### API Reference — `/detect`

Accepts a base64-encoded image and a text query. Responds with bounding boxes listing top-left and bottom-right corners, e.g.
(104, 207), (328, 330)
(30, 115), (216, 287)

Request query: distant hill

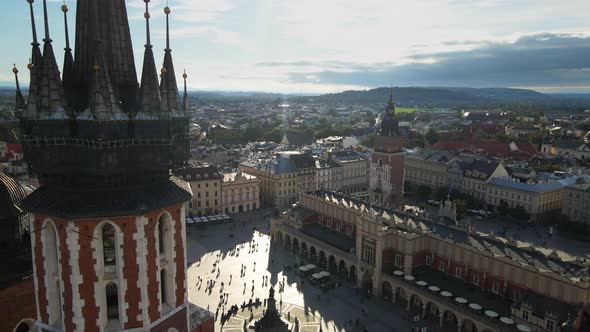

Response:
(295, 87), (590, 110)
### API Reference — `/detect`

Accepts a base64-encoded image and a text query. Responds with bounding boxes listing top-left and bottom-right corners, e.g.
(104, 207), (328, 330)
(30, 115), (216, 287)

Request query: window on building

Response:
(103, 223), (116, 266)
(158, 220), (164, 255)
(439, 261), (445, 272)
(455, 268), (462, 278)
(361, 238), (376, 265)
(106, 282), (119, 321)
(206, 192), (209, 197)
(160, 269), (168, 306)
(546, 320), (554, 331)
(492, 282), (500, 294)
(394, 254), (401, 267)
(522, 310), (529, 321)
(473, 274), (479, 285)
(197, 192), (201, 198)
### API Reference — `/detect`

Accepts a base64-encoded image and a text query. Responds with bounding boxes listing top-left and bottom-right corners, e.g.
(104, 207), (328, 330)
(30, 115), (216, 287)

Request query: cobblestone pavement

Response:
(186, 210), (416, 331)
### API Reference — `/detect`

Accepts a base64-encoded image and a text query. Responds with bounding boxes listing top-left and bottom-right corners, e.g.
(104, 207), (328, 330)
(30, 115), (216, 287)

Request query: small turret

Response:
(160, 4), (180, 113)
(379, 88), (399, 137)
(138, 0), (161, 117)
(61, 3), (74, 99)
(13, 65), (26, 114)
(182, 70), (188, 112)
(37, 0), (67, 119)
(25, 0), (42, 118)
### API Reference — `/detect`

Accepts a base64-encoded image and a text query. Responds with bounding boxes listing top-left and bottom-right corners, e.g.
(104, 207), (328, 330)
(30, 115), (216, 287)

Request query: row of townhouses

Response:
(405, 150), (589, 223)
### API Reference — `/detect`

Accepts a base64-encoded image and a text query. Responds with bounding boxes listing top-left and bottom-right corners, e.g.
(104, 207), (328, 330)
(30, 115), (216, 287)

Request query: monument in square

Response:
(253, 286), (292, 332)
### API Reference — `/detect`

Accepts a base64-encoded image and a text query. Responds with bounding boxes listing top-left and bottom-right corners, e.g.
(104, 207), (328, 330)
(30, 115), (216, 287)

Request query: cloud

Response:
(285, 33), (590, 90)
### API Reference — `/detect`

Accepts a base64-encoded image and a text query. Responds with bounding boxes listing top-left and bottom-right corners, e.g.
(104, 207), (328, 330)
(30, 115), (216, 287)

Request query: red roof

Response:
(7, 144), (22, 154)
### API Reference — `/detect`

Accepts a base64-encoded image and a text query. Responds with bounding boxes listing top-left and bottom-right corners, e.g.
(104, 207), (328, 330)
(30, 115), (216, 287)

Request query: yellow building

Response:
(222, 171), (260, 214)
(176, 166), (222, 217)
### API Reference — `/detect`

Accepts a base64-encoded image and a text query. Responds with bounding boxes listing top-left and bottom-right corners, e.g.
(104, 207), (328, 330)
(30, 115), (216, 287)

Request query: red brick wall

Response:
(151, 307), (188, 332)
(172, 205), (186, 307)
(145, 211), (161, 322)
(76, 219), (100, 332)
(192, 317), (214, 332)
(0, 279), (36, 332)
(56, 219), (74, 332)
(33, 216), (49, 323)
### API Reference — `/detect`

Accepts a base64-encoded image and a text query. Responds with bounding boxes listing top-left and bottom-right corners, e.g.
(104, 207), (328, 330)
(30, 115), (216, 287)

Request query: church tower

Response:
(18, 1), (195, 331)
(369, 90), (406, 208)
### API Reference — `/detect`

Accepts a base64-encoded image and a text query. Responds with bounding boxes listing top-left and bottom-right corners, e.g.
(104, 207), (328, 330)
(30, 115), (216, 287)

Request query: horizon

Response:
(2, 0), (590, 94)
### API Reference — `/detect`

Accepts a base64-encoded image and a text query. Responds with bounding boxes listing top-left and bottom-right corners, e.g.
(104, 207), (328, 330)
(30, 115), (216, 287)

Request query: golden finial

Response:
(12, 65), (18, 75)
(183, 70), (188, 79)
(27, 59), (33, 70)
(161, 67), (167, 75)
(61, 4), (68, 12)
(164, 6), (171, 14)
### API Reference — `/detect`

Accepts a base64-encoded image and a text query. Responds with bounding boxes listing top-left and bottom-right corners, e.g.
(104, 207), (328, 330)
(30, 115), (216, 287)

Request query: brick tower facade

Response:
(18, 1), (196, 331)
(370, 91), (406, 209)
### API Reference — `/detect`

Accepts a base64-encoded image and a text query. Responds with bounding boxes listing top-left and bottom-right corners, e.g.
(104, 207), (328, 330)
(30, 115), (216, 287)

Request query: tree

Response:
(359, 135), (375, 148)
(425, 128), (440, 146)
(454, 199), (468, 219)
(416, 185), (432, 201)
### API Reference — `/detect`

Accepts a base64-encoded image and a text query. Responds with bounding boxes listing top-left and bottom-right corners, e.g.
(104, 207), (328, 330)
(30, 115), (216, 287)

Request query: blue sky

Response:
(2, 0), (590, 93)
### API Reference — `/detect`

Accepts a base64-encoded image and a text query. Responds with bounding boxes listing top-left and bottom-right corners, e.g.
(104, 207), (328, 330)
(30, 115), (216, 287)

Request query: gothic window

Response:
(158, 220), (164, 255)
(106, 283), (119, 321)
(361, 238), (376, 265)
(44, 221), (62, 325)
(103, 224), (116, 266)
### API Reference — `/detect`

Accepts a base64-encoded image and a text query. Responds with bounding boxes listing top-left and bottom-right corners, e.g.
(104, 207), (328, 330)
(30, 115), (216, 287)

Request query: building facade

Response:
(17, 1), (211, 331)
(370, 92), (405, 208)
(328, 150), (369, 194)
(562, 181), (590, 223)
(222, 171), (260, 214)
(177, 166), (223, 217)
(462, 161), (508, 203)
(272, 190), (590, 332)
(404, 152), (449, 190)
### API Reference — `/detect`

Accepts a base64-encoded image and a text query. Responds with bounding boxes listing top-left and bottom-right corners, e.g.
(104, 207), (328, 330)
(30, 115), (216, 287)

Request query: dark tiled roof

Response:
(464, 160), (501, 180)
(0, 172), (26, 218)
(283, 132), (313, 147)
(21, 178), (191, 219)
(176, 166), (221, 181)
(301, 223), (355, 252)
(305, 190), (589, 279)
(290, 154), (315, 169)
(512, 290), (575, 322)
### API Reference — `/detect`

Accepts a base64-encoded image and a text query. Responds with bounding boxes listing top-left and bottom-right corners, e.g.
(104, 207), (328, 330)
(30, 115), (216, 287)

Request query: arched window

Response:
(106, 283), (119, 321)
(158, 220), (164, 255)
(378, 159), (383, 167)
(43, 221), (62, 325)
(102, 224), (116, 266)
(160, 269), (168, 306)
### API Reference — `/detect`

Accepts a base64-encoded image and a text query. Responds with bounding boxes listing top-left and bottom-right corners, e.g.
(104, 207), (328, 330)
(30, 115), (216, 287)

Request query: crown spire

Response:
(26, 1), (42, 117)
(182, 70), (188, 112)
(36, 0), (67, 118)
(61, 2), (74, 98)
(138, 0), (161, 115)
(27, 0), (39, 46)
(161, 3), (180, 111)
(13, 65), (27, 113)
(42, 0), (51, 42)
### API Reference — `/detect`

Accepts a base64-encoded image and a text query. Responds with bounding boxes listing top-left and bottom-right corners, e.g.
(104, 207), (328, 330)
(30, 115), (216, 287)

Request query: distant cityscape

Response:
(1, 1), (590, 332)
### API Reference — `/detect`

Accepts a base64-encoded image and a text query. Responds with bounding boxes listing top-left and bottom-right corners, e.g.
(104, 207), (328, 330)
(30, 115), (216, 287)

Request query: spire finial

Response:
(61, 2), (70, 50)
(13, 65), (21, 92)
(42, 0), (51, 42)
(182, 69), (188, 111)
(144, 0), (152, 47)
(164, 1), (171, 51)
(27, 0), (39, 46)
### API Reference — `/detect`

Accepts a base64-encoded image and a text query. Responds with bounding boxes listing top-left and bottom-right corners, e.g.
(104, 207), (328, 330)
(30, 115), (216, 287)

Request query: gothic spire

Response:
(182, 70), (188, 112)
(138, 0), (161, 115)
(160, 4), (180, 112)
(160, 67), (169, 113)
(13, 65), (26, 113)
(386, 88), (395, 115)
(36, 0), (67, 118)
(61, 2), (74, 92)
(26, 0), (42, 117)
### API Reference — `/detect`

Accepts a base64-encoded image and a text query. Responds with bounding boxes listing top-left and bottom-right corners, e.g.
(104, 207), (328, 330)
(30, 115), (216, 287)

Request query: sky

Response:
(1, 0), (590, 94)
